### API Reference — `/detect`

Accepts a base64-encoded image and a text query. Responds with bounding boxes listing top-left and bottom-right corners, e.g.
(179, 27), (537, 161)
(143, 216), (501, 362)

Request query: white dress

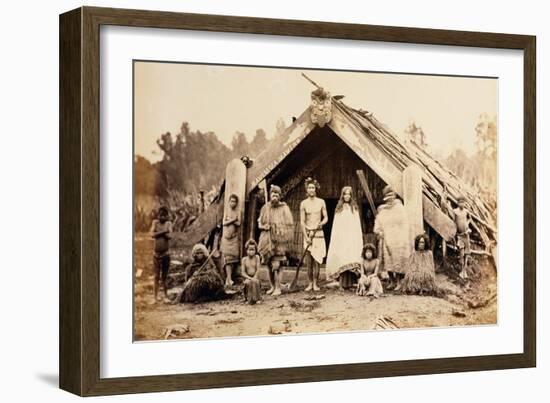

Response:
(325, 204), (363, 280)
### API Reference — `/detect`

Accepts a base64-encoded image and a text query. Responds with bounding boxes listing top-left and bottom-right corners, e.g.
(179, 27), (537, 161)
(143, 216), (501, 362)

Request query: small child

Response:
(241, 239), (262, 304)
(357, 243), (383, 298)
(150, 206), (172, 302)
(452, 196), (472, 279)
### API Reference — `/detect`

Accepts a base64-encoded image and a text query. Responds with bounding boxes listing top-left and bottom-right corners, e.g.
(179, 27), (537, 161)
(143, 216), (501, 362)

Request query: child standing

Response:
(357, 244), (383, 298)
(221, 194), (241, 287)
(452, 196), (472, 279)
(150, 206), (172, 302)
(241, 239), (262, 304)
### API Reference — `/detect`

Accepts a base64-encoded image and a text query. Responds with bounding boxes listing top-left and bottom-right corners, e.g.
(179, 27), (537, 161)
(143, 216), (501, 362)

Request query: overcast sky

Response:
(134, 61), (497, 162)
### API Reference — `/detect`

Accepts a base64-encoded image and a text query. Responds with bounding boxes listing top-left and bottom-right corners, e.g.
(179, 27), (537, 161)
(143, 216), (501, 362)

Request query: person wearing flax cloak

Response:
(374, 185), (412, 291)
(257, 185), (294, 296)
(178, 243), (225, 303)
(326, 186), (364, 289)
(402, 233), (438, 295)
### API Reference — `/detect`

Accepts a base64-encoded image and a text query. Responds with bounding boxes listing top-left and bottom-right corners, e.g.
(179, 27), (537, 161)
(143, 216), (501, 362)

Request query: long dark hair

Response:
(414, 233), (430, 251)
(362, 243), (377, 259)
(335, 186), (358, 214)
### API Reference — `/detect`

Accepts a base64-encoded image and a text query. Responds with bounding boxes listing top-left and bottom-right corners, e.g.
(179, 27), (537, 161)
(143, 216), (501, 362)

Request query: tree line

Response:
(405, 113), (498, 193)
(135, 118), (288, 198)
(134, 113), (496, 233)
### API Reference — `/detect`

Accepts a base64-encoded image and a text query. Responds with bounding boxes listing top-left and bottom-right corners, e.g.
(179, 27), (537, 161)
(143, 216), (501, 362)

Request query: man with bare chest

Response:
(452, 196), (472, 279)
(300, 178), (328, 291)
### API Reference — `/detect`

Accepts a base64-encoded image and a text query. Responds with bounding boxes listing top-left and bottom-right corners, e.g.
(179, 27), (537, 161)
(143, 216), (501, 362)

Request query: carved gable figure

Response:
(309, 87), (332, 127)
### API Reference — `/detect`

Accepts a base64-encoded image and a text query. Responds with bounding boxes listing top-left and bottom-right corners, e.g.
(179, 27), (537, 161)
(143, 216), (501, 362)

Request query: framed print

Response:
(59, 6), (536, 396)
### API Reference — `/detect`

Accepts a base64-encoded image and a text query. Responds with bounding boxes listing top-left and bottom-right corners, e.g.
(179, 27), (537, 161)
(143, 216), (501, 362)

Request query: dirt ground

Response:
(134, 235), (497, 341)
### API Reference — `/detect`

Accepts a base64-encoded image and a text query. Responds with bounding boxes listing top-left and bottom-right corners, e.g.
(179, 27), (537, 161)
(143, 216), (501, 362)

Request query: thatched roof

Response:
(331, 99), (496, 244)
(179, 93), (497, 251)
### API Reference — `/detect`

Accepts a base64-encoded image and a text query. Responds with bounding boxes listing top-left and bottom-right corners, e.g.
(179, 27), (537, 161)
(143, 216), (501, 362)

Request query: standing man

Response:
(257, 185), (295, 296)
(300, 177), (328, 292)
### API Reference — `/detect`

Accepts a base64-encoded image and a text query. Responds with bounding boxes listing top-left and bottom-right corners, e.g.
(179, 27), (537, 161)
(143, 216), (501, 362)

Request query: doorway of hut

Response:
(252, 125), (388, 266)
(322, 198), (338, 261)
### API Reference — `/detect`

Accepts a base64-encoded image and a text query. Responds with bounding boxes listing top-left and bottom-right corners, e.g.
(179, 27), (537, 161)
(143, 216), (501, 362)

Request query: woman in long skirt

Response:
(326, 186), (364, 289)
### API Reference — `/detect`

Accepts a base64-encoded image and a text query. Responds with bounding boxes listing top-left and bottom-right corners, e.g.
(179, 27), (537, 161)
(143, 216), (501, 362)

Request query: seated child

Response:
(357, 243), (383, 298)
(241, 239), (262, 304)
(149, 206), (172, 302)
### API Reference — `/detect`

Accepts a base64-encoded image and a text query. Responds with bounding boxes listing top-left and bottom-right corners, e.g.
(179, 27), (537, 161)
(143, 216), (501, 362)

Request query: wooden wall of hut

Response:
(247, 127), (387, 261)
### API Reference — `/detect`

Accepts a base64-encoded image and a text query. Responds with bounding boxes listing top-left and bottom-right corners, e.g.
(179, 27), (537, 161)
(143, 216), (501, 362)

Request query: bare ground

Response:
(134, 235), (497, 341)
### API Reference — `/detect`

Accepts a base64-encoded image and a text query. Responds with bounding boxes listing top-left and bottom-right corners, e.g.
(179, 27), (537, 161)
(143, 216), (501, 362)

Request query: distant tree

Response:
(271, 117), (289, 146)
(444, 148), (476, 185)
(405, 120), (428, 149)
(275, 117), (286, 137)
(230, 131), (250, 158)
(153, 122), (232, 196)
(134, 155), (157, 195)
(156, 131), (174, 161)
(474, 113), (497, 188)
(475, 113), (497, 160)
(138, 119), (293, 202)
(443, 113), (498, 191)
(250, 128), (269, 157)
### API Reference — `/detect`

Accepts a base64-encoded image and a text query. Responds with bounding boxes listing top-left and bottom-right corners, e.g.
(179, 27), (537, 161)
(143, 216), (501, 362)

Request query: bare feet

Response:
(266, 287), (275, 295)
(272, 288), (282, 296)
(305, 283), (313, 292)
(312, 284), (320, 292)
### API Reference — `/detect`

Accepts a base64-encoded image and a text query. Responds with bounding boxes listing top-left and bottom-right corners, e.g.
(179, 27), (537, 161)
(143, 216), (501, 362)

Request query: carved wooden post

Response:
(247, 192), (258, 241)
(403, 164), (424, 245)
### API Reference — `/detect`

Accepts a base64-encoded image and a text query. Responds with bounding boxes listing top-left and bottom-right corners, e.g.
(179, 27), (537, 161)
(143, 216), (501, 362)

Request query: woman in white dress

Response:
(326, 186), (364, 288)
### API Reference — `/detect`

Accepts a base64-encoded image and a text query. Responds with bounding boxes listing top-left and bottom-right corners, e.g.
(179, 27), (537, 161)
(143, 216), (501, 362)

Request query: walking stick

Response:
(174, 249), (217, 303)
(289, 229), (318, 291)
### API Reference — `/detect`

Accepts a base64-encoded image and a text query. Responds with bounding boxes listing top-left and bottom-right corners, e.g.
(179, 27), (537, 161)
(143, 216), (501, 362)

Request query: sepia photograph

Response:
(133, 61), (498, 342)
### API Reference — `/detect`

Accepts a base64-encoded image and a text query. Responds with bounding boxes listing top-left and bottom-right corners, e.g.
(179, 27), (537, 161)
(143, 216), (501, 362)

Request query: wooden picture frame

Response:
(59, 6), (536, 396)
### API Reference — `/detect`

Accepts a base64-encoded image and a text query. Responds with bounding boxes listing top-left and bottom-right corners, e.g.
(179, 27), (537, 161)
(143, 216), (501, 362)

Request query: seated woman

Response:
(401, 233), (438, 295)
(357, 243), (384, 298)
(241, 239), (262, 304)
(178, 243), (225, 303)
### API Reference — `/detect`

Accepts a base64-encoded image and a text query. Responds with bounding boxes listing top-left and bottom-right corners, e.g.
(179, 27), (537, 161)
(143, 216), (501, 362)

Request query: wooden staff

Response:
(301, 72), (321, 89)
(290, 228), (319, 291)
